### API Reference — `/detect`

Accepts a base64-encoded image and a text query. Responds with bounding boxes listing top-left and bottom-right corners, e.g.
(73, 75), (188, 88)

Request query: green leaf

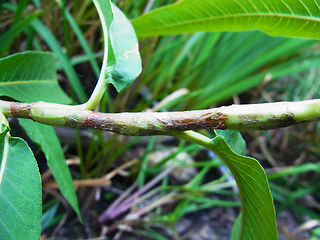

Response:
(214, 131), (249, 239)
(30, 19), (88, 103)
(231, 213), (242, 240)
(108, 3), (142, 92)
(0, 114), (42, 240)
(211, 132), (277, 240)
(0, 51), (71, 104)
(132, 0), (320, 39)
(18, 119), (81, 222)
(175, 130), (277, 239)
(93, 0), (142, 92)
(214, 129), (246, 155)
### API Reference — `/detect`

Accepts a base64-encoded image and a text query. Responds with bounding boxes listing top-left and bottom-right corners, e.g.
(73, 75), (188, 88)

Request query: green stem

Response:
(171, 130), (213, 149)
(1, 99), (320, 135)
(0, 112), (10, 185)
(78, 0), (110, 110)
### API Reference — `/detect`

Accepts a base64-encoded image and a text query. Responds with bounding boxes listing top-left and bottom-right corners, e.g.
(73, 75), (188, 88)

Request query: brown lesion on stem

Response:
(259, 113), (296, 130)
(2, 99), (320, 136)
(10, 102), (32, 119)
(82, 112), (124, 134)
(167, 111), (228, 130)
(81, 110), (229, 135)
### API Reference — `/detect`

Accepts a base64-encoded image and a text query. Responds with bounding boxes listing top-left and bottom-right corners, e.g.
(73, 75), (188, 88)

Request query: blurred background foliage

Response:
(1, 0), (320, 239)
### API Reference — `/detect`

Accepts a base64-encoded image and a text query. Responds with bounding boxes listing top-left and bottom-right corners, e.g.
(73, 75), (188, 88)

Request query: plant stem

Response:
(172, 131), (214, 151)
(1, 99), (320, 135)
(0, 112), (10, 185)
(78, 0), (109, 110)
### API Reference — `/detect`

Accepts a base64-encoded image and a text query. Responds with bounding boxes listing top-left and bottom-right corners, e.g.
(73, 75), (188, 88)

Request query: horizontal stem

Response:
(1, 99), (320, 136)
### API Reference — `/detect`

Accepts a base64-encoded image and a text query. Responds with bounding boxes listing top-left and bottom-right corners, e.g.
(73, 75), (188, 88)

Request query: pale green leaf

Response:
(215, 129), (246, 155)
(108, 3), (142, 92)
(93, 0), (142, 92)
(212, 132), (277, 240)
(0, 114), (42, 240)
(0, 51), (71, 104)
(132, 0), (320, 39)
(19, 119), (81, 221)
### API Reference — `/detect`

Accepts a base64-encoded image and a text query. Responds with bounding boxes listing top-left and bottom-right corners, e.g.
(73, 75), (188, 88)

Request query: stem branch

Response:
(1, 99), (320, 135)
(78, 0), (110, 110)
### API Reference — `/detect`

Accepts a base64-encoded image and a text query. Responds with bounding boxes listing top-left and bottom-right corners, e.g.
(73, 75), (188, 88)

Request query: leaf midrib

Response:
(0, 134), (9, 185)
(0, 80), (55, 86)
(137, 12), (320, 32)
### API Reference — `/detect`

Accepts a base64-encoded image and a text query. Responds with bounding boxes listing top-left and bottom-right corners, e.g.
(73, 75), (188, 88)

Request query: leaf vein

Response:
(280, 0), (294, 15)
(0, 192), (29, 227)
(299, 0), (313, 17)
(314, 0), (320, 11)
(0, 80), (55, 86)
(0, 215), (15, 238)
(139, 13), (320, 34)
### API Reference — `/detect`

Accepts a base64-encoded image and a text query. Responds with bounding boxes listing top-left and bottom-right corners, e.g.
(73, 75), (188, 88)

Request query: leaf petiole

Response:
(78, 0), (110, 111)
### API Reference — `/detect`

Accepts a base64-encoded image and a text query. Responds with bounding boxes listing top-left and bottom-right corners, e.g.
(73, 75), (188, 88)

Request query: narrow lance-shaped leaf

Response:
(0, 113), (42, 240)
(132, 0), (320, 40)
